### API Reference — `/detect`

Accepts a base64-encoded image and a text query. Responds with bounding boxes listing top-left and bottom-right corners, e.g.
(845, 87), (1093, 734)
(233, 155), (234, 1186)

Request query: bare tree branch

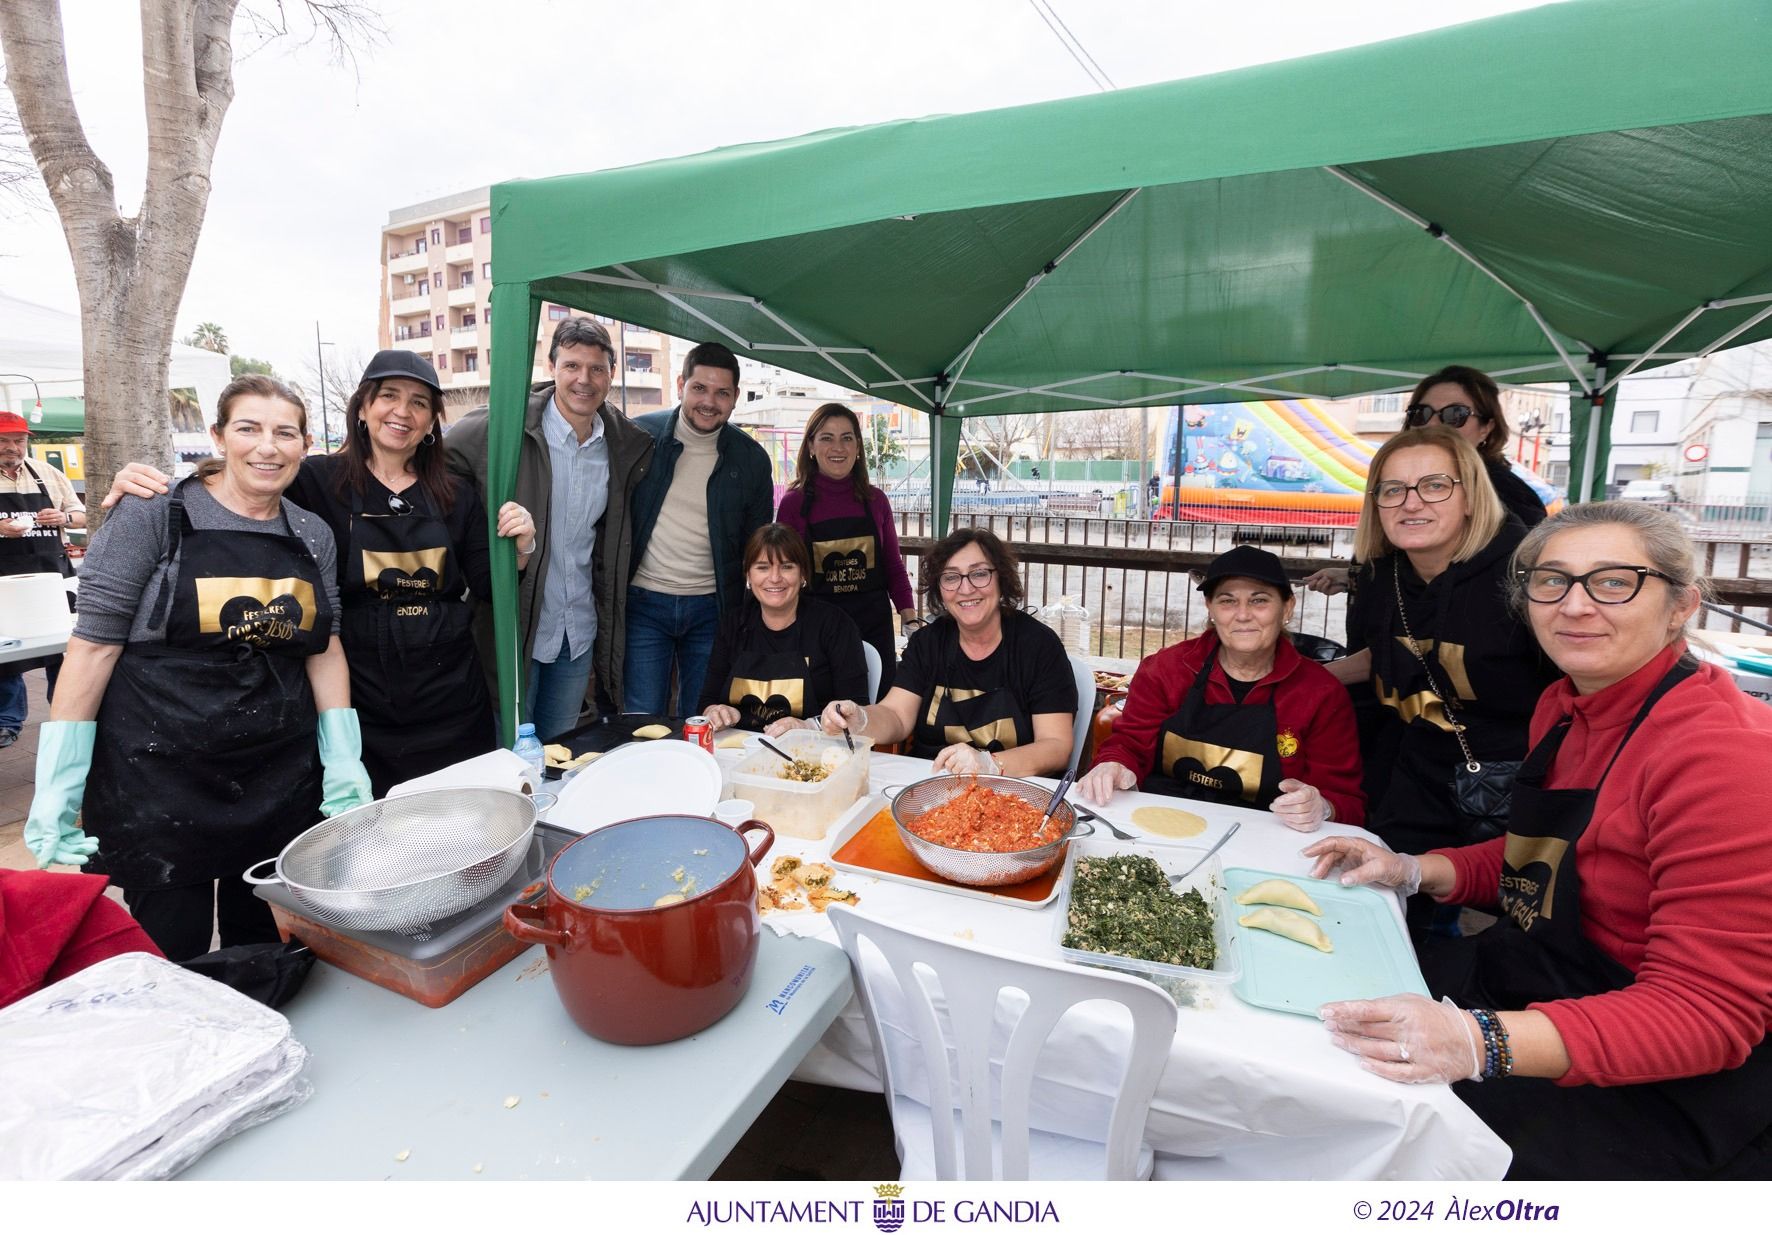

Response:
(0, 93), (44, 208)
(237, 1), (385, 79)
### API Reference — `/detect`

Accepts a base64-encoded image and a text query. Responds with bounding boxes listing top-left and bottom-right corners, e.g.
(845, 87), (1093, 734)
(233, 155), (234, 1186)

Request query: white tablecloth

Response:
(758, 751), (1511, 1180)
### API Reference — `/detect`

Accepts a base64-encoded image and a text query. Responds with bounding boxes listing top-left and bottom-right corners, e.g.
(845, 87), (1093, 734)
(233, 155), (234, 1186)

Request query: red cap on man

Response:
(0, 411), (30, 435)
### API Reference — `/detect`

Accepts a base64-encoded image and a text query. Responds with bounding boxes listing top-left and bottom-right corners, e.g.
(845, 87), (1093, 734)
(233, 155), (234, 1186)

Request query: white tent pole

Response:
(1696, 301), (1772, 360)
(608, 264), (755, 350)
(1600, 304), (1707, 394)
(749, 300), (874, 393)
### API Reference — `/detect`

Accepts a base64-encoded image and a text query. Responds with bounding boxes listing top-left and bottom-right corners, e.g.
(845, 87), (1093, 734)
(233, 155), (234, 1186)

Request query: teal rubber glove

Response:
(317, 708), (375, 817)
(23, 720), (100, 868)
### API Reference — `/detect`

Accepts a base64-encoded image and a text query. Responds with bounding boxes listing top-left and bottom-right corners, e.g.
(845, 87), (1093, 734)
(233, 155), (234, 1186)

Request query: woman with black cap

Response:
(1078, 545), (1365, 829)
(105, 352), (536, 794)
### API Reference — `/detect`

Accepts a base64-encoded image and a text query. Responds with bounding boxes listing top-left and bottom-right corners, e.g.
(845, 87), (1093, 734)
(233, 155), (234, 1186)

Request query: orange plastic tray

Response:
(829, 806), (1063, 908)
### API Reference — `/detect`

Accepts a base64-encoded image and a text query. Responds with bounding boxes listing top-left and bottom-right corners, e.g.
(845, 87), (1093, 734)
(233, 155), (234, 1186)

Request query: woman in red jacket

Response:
(1078, 546), (1364, 829)
(1306, 502), (1772, 1179)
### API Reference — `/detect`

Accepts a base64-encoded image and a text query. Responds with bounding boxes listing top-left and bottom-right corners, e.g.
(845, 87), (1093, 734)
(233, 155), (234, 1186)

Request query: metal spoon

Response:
(1170, 820), (1241, 886)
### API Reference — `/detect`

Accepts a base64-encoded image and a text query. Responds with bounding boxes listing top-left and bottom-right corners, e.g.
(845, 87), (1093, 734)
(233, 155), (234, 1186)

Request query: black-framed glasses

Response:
(1372, 474), (1461, 508)
(1404, 402), (1488, 429)
(1517, 565), (1677, 605)
(938, 566), (996, 591)
(387, 493), (413, 515)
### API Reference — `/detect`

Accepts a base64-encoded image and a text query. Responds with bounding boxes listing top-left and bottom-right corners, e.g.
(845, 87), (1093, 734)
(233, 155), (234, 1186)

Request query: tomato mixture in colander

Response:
(905, 784), (1056, 853)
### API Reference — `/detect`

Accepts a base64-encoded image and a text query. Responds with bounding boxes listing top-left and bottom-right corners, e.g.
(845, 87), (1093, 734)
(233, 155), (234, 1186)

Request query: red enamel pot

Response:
(504, 814), (773, 1045)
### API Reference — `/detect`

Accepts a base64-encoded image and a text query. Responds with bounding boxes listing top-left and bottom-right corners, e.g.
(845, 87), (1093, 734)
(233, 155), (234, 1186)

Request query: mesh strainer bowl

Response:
(888, 774), (1090, 887)
(242, 786), (550, 932)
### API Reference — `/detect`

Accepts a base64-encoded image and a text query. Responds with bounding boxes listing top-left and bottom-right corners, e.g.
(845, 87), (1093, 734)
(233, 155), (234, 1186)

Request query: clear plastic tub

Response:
(1052, 836), (1241, 1008)
(724, 729), (874, 839)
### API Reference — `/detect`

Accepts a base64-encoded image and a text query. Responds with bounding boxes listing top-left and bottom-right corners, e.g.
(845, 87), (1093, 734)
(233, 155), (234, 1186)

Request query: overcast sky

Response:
(2, 0), (1549, 384)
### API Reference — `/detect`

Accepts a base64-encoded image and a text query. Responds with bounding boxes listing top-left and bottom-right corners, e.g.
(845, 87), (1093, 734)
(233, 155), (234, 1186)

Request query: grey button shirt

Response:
(532, 396), (610, 663)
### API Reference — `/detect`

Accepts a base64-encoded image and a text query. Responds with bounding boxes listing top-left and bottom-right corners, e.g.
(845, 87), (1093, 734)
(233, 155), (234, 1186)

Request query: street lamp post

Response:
(314, 322), (335, 450)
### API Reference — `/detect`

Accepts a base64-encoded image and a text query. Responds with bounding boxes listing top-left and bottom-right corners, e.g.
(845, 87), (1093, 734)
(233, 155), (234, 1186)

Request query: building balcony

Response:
(621, 328), (662, 349)
(389, 292), (431, 316)
(391, 334), (432, 352)
(451, 324), (481, 340)
(387, 250), (427, 276)
(617, 368), (663, 390)
(445, 369), (487, 389)
(445, 242), (475, 265)
(446, 285), (477, 308)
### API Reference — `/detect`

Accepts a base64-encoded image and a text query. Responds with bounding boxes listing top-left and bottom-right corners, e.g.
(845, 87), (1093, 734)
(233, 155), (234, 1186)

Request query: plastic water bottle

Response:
(513, 722), (546, 785)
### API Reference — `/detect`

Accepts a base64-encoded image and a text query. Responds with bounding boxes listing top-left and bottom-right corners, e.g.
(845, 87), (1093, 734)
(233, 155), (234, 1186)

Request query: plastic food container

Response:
(723, 729), (873, 839)
(1052, 836), (1241, 1008)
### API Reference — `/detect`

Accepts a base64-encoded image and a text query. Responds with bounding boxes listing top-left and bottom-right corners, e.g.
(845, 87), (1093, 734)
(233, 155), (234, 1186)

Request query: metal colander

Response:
(242, 787), (547, 932)
(889, 774), (1090, 887)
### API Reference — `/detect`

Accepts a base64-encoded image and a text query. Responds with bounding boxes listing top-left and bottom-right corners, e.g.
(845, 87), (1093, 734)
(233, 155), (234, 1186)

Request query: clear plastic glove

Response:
(100, 461), (172, 509)
(763, 715), (818, 738)
(819, 699), (867, 736)
(23, 721), (100, 868)
(1301, 835), (1422, 895)
(1319, 994), (1482, 1085)
(1270, 777), (1329, 832)
(1300, 566), (1352, 596)
(316, 708), (374, 818)
(702, 703), (742, 733)
(932, 744), (999, 776)
(1077, 760), (1136, 805)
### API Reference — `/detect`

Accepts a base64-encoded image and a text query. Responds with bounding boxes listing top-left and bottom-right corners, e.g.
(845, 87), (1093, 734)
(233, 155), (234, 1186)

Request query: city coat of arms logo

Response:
(872, 1183), (905, 1233)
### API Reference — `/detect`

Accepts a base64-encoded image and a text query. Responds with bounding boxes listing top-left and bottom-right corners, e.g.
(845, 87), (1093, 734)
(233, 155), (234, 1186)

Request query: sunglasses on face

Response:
(1404, 402), (1488, 430)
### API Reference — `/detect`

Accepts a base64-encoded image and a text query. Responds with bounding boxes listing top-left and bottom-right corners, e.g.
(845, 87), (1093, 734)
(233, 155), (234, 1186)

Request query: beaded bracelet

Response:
(1470, 1008), (1514, 1079)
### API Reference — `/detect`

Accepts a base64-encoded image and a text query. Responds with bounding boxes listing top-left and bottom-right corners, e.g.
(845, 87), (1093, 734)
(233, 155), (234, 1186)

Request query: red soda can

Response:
(683, 715), (714, 753)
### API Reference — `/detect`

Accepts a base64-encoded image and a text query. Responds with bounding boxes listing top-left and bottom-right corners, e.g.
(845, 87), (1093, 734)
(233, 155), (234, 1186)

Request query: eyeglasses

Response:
(387, 493), (413, 515)
(1371, 474), (1461, 507)
(1516, 565), (1677, 605)
(1404, 402), (1488, 430)
(938, 566), (997, 591)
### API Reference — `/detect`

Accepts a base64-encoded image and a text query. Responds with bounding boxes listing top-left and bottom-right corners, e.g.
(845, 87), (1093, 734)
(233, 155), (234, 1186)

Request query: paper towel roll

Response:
(385, 748), (539, 799)
(0, 573), (75, 639)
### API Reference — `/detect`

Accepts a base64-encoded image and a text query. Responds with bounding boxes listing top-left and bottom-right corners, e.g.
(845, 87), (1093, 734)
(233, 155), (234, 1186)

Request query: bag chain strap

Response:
(1392, 556), (1482, 773)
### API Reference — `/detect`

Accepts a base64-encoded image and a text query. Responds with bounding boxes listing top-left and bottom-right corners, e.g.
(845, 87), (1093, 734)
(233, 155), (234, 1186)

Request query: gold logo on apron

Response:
(361, 547), (447, 594)
(926, 686), (1021, 750)
(812, 535), (875, 593)
(195, 576), (318, 642)
(1499, 834), (1570, 929)
(1373, 673), (1455, 732)
(1161, 733), (1263, 802)
(729, 675), (806, 721)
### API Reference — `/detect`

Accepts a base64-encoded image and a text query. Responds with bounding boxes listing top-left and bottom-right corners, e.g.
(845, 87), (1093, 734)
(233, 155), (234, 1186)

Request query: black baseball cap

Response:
(1197, 545), (1293, 596)
(360, 350), (444, 406)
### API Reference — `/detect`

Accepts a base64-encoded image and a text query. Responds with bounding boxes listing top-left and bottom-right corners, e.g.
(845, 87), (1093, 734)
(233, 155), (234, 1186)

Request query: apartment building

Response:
(378, 187), (677, 413)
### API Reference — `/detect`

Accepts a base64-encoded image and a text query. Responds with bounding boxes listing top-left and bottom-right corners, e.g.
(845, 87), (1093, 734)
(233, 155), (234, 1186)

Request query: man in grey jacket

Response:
(447, 317), (653, 738)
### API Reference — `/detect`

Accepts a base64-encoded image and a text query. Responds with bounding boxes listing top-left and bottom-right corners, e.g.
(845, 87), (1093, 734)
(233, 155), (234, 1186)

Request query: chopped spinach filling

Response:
(1062, 854), (1217, 970)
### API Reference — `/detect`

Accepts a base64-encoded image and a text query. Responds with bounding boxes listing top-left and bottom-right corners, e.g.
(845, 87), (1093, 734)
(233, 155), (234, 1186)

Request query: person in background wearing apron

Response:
(0, 411), (85, 748)
(696, 523), (869, 737)
(22, 377), (373, 961)
(101, 352), (536, 796)
(1305, 503), (1772, 1180)
(820, 529), (1076, 777)
(1077, 546), (1364, 828)
(776, 403), (916, 700)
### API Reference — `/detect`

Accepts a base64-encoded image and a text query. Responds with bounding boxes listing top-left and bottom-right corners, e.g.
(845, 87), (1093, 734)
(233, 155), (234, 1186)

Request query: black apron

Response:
(1, 461), (75, 674)
(723, 614), (812, 731)
(1141, 650), (1284, 807)
(339, 484), (492, 794)
(85, 492), (330, 890)
(1424, 659), (1772, 1179)
(805, 506), (896, 700)
(910, 628), (1031, 759)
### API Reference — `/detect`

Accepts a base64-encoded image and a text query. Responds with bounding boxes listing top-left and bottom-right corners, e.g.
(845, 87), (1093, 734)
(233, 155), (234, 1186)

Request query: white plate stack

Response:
(0, 952), (311, 1180)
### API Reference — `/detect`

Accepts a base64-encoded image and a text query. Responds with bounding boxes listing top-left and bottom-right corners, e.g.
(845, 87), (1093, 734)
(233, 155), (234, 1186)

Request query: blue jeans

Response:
(526, 633), (596, 742)
(623, 587), (719, 717)
(0, 656), (57, 732)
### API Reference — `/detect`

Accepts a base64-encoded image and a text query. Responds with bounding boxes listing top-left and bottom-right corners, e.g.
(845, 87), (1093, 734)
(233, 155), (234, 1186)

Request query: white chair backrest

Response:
(1066, 654), (1094, 775)
(862, 641), (883, 704)
(827, 904), (1177, 1180)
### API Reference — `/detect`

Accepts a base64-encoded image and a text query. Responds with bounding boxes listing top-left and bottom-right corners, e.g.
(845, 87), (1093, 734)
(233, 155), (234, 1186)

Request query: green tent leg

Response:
(1566, 382), (1618, 503)
(929, 410), (962, 537)
(488, 283), (541, 741)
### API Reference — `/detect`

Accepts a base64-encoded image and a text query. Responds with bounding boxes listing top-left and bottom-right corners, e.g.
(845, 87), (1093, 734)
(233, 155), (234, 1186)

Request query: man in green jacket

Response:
(624, 341), (774, 716)
(447, 318), (653, 738)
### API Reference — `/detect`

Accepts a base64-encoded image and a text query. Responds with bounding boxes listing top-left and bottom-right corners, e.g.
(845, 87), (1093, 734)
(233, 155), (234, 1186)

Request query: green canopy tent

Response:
(480, 0), (1772, 730)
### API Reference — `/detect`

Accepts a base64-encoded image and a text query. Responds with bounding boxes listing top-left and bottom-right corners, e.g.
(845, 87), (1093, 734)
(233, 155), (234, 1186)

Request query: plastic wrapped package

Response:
(0, 952), (311, 1180)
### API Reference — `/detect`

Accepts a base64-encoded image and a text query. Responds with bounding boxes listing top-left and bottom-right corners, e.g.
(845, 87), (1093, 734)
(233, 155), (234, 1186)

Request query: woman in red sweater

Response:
(1079, 546), (1364, 828)
(1305, 502), (1772, 1179)
(777, 404), (916, 700)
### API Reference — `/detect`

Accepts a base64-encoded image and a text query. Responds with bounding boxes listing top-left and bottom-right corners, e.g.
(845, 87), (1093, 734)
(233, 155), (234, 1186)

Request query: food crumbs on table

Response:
(671, 865), (687, 882)
(395, 1149), (410, 1162)
(693, 847), (709, 855)
(503, 1095), (520, 1109)
(539, 1091), (549, 1099)
(1063, 854), (1217, 969)
(472, 1163), (483, 1174)
(954, 928), (975, 940)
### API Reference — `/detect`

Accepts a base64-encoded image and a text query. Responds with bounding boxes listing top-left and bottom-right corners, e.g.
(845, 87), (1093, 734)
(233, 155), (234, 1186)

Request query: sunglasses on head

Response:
(1404, 402), (1488, 430)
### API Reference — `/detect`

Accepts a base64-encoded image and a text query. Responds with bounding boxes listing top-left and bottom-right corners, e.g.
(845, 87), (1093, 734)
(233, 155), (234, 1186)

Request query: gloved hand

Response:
(819, 699), (868, 736)
(317, 708), (375, 817)
(764, 715), (819, 738)
(932, 743), (999, 776)
(23, 720), (100, 868)
(1319, 994), (1483, 1085)
(1271, 778), (1330, 832)
(1077, 760), (1136, 805)
(1301, 835), (1422, 895)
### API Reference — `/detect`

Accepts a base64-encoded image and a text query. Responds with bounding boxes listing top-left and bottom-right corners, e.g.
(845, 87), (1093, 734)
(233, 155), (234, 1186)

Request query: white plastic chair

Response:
(826, 905), (1177, 1181)
(862, 642), (883, 704)
(1065, 654), (1095, 775)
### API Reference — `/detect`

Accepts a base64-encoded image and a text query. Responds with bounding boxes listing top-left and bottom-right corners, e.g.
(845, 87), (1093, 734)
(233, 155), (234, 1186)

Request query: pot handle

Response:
(881, 783), (906, 801)
(504, 901), (569, 948)
(737, 819), (774, 868)
(1065, 818), (1096, 839)
(241, 857), (284, 887)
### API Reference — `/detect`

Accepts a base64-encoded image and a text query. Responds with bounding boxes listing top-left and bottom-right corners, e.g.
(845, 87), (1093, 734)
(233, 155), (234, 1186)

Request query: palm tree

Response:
(187, 321), (228, 354)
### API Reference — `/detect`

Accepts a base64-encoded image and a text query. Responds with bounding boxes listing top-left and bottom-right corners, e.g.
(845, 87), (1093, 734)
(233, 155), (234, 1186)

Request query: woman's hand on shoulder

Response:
(1300, 566), (1352, 596)
(1077, 760), (1135, 806)
(99, 462), (172, 510)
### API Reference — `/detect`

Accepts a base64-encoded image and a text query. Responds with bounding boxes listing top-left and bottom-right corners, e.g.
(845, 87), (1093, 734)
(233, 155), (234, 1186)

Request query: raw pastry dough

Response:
(632, 724), (672, 740)
(1129, 805), (1209, 838)
(1234, 877), (1322, 916)
(1238, 907), (1333, 952)
(716, 734), (749, 750)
